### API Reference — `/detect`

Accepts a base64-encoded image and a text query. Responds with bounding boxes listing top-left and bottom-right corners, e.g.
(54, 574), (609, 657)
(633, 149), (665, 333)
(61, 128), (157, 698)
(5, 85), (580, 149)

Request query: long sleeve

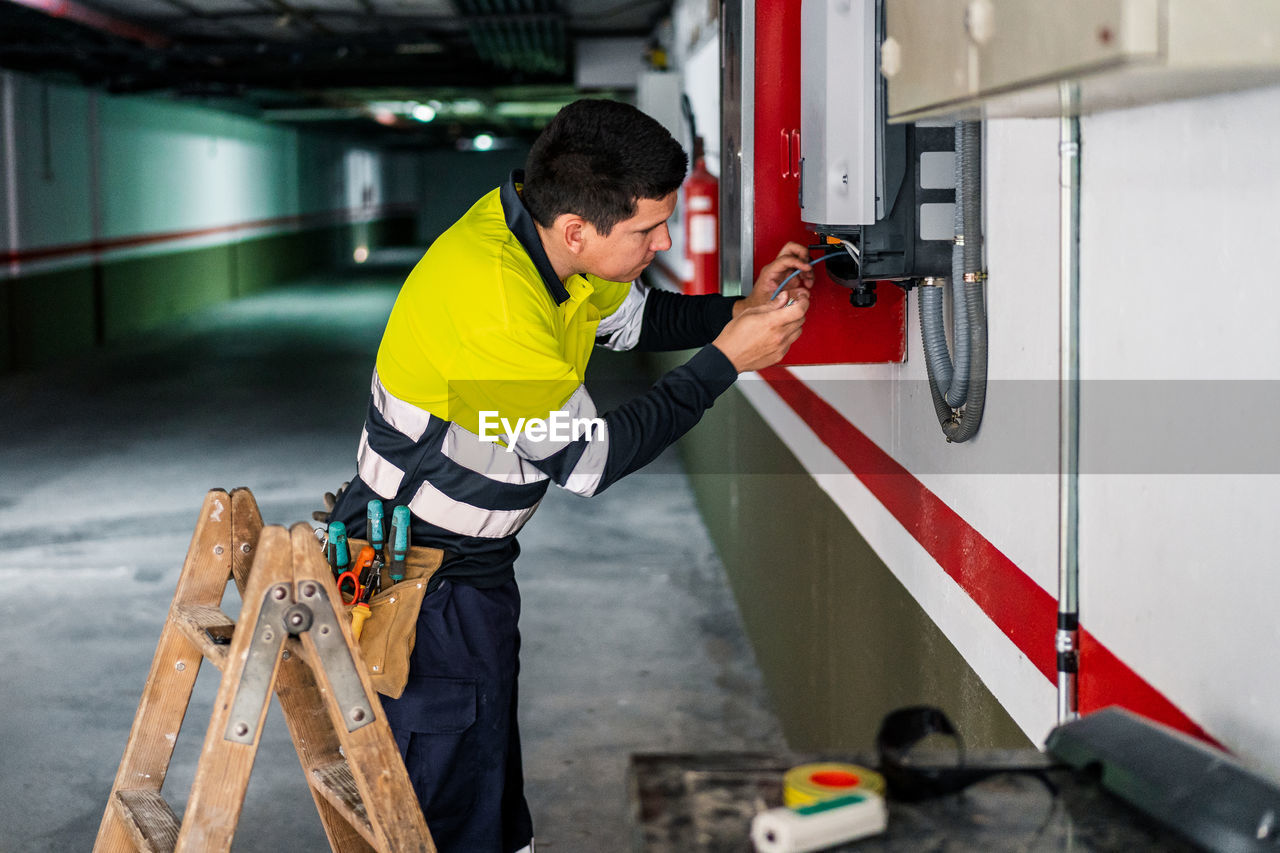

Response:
(635, 290), (741, 352)
(493, 344), (738, 497)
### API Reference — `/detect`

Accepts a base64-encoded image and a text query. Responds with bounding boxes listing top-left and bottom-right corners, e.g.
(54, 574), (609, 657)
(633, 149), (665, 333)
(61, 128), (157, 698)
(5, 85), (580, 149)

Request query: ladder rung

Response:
(113, 789), (180, 853)
(172, 604), (234, 668)
(311, 760), (377, 845)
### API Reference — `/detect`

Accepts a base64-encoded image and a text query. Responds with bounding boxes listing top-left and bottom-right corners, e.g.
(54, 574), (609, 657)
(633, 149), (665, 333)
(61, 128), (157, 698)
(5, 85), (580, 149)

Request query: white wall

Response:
(1, 71), (419, 277)
(739, 84), (1280, 780)
(639, 0), (722, 290)
(99, 97), (304, 240)
(1074, 87), (1280, 770)
(8, 79), (95, 250)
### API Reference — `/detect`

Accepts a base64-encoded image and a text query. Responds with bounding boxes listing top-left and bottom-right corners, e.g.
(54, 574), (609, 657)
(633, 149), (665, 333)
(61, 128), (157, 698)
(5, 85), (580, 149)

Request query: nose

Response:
(653, 222), (672, 252)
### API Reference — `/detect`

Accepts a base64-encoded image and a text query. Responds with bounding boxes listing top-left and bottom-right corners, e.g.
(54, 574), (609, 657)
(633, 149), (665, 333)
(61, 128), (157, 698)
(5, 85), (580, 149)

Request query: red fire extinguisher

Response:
(682, 145), (719, 295)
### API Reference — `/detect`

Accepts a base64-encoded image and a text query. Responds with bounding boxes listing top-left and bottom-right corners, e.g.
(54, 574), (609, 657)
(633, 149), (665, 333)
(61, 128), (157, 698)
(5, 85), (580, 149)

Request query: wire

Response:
(769, 249), (850, 301)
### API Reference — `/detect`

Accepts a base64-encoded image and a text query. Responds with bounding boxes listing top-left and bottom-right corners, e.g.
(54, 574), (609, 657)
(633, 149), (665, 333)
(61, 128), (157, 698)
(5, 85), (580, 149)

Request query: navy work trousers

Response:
(380, 578), (534, 853)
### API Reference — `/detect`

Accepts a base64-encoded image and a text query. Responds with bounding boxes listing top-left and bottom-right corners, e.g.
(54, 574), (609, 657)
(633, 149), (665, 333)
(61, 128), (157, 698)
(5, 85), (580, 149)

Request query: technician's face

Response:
(581, 192), (677, 283)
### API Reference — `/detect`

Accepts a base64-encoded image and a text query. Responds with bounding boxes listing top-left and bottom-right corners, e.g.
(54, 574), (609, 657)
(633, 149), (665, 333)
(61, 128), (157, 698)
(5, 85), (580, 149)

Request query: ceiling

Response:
(0, 0), (670, 143)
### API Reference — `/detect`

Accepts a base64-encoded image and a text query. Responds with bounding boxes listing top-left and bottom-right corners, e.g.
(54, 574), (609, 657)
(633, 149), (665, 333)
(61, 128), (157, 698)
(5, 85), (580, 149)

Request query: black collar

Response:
(501, 170), (570, 305)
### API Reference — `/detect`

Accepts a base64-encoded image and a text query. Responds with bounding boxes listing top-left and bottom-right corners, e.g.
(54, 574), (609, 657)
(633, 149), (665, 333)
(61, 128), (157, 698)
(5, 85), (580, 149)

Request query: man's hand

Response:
(713, 288), (811, 373)
(312, 481), (350, 523)
(733, 241), (815, 318)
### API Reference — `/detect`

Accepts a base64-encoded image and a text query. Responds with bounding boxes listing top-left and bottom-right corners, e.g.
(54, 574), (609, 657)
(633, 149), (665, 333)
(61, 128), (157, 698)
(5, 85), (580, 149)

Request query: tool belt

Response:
(343, 538), (444, 699)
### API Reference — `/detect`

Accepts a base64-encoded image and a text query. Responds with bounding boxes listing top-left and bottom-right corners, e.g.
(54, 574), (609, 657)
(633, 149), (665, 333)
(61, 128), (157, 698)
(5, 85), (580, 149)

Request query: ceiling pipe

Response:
(5, 0), (170, 48)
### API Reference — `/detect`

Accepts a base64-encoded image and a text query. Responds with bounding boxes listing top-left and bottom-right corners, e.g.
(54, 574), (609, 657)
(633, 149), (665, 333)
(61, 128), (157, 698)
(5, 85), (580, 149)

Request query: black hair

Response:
(522, 99), (688, 236)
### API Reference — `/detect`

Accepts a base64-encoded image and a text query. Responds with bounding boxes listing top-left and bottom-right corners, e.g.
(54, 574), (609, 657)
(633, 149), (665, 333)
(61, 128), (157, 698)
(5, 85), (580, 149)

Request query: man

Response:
(328, 98), (812, 852)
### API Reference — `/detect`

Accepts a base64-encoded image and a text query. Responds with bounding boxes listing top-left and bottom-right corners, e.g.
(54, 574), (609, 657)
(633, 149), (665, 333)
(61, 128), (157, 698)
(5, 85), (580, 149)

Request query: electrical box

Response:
(799, 0), (878, 227)
(799, 0), (954, 305)
(883, 0), (1280, 120)
(722, 0), (910, 364)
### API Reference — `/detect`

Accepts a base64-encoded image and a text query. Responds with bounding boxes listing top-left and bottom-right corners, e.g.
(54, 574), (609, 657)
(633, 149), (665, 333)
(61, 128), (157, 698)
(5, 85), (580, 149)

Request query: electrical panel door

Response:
(800, 0), (878, 229)
(732, 0), (908, 365)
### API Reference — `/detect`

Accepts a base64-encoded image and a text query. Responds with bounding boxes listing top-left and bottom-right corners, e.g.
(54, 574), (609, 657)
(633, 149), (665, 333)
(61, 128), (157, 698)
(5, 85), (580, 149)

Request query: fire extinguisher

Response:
(681, 96), (719, 295)
(682, 150), (719, 295)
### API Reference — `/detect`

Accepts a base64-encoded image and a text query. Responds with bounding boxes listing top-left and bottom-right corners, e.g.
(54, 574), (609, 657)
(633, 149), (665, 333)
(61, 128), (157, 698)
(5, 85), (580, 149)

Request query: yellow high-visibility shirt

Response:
(375, 183), (631, 438)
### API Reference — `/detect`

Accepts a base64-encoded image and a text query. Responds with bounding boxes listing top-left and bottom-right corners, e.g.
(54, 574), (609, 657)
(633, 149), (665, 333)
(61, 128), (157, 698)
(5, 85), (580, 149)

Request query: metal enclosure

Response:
(796, 0), (953, 286)
(853, 123), (954, 284)
(883, 0), (1280, 120)
(723, 0), (910, 363)
(799, 0), (878, 228)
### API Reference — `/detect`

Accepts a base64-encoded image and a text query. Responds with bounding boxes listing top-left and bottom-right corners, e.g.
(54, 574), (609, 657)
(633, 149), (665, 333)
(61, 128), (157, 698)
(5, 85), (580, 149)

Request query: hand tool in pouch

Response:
(389, 505), (410, 583)
(367, 499), (385, 558)
(349, 559), (382, 641)
(337, 545), (376, 605)
(326, 520), (349, 577)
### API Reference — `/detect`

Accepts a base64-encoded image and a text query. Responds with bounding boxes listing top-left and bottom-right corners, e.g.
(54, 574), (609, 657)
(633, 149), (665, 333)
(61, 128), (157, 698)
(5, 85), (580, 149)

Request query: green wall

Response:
(654, 352), (1031, 752)
(5, 266), (97, 370)
(418, 147), (532, 245)
(0, 72), (423, 375)
(0, 285), (8, 374)
(1, 217), (412, 372)
(101, 245), (236, 341)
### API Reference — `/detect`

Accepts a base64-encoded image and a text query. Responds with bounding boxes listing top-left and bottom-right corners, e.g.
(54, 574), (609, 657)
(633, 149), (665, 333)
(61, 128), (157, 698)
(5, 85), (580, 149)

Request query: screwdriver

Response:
(352, 545), (377, 589)
(389, 505), (410, 584)
(367, 499), (386, 559)
(350, 559), (383, 641)
(327, 521), (350, 578)
(350, 598), (372, 641)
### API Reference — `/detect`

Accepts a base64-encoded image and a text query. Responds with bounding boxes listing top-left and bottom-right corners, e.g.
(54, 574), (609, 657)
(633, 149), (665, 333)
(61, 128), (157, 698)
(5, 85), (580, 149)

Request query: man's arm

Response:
(609, 242), (815, 352)
(491, 242), (815, 496)
(485, 343), (735, 498)
(635, 291), (738, 352)
(505, 296), (811, 496)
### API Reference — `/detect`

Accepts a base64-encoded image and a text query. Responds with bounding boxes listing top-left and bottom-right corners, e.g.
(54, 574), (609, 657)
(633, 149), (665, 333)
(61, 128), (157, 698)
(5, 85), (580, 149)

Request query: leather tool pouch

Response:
(345, 538), (444, 699)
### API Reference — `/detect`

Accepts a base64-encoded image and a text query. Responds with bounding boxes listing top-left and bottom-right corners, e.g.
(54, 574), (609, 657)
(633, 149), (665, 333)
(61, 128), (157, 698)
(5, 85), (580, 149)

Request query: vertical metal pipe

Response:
(2, 73), (19, 278)
(1057, 81), (1082, 723)
(88, 89), (106, 346)
(741, 0), (756, 299)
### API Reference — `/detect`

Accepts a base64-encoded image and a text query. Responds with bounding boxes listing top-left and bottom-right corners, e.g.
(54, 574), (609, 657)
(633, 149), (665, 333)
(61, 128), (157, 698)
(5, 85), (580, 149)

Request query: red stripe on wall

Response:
(758, 365), (1221, 747)
(1, 203), (417, 266)
(1079, 629), (1220, 747)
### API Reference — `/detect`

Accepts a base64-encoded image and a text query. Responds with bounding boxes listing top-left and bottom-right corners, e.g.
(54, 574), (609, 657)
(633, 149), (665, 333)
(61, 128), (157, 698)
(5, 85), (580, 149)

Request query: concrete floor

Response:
(0, 254), (786, 851)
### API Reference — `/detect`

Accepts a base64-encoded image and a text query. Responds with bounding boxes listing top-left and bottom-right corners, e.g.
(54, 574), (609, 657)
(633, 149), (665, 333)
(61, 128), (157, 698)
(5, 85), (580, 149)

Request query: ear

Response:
(556, 214), (589, 256)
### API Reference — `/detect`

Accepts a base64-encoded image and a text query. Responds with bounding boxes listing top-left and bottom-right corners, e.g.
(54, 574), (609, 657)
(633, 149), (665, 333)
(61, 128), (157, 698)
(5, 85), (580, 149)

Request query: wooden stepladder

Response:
(94, 488), (434, 853)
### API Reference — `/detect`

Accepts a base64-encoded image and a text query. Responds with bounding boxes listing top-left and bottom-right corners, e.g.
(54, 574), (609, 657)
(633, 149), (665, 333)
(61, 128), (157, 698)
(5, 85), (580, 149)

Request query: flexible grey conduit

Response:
(922, 121), (987, 442)
(920, 123), (970, 407)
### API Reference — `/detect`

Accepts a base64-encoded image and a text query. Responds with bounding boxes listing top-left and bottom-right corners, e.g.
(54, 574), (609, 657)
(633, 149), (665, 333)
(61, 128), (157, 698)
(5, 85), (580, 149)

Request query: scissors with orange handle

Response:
(337, 545), (377, 605)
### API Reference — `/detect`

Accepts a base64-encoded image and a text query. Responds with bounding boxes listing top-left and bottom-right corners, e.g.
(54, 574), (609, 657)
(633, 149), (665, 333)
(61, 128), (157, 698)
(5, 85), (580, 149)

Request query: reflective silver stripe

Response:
(370, 369), (433, 441)
(442, 422), (549, 486)
(512, 384), (599, 461)
(595, 280), (649, 351)
(561, 420), (610, 497)
(357, 427), (406, 498)
(408, 479), (541, 539)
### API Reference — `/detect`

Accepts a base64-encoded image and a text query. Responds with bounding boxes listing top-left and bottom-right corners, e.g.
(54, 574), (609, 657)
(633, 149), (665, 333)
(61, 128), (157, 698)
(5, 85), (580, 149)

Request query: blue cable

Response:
(769, 251), (839, 302)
